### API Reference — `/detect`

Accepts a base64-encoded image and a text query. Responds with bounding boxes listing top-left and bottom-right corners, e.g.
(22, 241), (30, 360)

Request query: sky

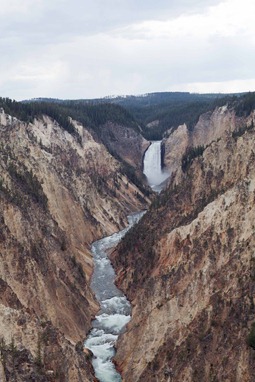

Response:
(1, 0), (255, 100)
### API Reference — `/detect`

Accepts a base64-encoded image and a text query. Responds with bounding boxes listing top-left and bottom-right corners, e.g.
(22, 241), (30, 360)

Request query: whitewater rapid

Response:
(143, 140), (169, 191)
(84, 212), (145, 382)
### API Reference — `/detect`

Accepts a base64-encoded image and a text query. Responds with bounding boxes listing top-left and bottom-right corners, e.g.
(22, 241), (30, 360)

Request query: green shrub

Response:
(232, 121), (254, 140)
(247, 322), (255, 349)
(181, 145), (205, 172)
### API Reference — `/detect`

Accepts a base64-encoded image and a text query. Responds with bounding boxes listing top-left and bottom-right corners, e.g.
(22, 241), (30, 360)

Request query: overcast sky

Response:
(1, 0), (255, 100)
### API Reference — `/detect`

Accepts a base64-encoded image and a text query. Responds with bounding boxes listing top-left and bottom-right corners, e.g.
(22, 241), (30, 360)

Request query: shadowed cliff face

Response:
(111, 112), (255, 381)
(0, 110), (149, 381)
(99, 121), (149, 170)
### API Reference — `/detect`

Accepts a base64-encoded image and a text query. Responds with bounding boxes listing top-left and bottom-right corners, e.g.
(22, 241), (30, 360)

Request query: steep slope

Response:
(0, 109), (149, 381)
(162, 123), (189, 175)
(99, 121), (149, 170)
(162, 105), (244, 174)
(111, 112), (255, 381)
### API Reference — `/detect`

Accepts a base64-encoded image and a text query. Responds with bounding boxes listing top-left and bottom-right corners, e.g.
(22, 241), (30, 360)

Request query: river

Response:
(84, 141), (167, 381)
(84, 212), (145, 382)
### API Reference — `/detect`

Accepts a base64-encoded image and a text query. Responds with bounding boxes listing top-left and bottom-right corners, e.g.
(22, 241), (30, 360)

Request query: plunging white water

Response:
(143, 141), (169, 191)
(84, 212), (145, 382)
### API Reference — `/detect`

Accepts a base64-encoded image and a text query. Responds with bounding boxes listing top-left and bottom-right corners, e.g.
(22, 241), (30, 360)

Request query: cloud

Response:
(0, 0), (222, 44)
(1, 0), (255, 99)
(175, 79), (255, 94)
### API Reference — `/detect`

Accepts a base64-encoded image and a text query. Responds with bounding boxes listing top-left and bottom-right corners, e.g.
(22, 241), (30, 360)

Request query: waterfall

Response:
(143, 141), (169, 191)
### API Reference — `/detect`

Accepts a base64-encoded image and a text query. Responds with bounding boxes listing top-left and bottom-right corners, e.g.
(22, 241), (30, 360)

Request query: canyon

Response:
(1, 93), (255, 381)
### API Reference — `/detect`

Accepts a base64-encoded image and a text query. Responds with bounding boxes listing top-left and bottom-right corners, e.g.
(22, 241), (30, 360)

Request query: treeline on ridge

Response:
(0, 98), (140, 141)
(111, 92), (239, 140)
(231, 92), (255, 117)
(1, 91), (254, 144)
(17, 92), (237, 140)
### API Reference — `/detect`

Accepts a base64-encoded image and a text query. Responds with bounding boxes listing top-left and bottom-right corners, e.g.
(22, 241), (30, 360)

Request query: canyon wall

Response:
(162, 105), (245, 174)
(112, 111), (255, 381)
(99, 121), (149, 170)
(0, 110), (149, 381)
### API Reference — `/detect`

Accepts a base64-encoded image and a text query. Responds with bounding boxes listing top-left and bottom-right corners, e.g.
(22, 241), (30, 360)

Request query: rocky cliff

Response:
(99, 121), (149, 170)
(162, 105), (245, 174)
(162, 123), (189, 174)
(0, 109), (149, 381)
(111, 111), (255, 381)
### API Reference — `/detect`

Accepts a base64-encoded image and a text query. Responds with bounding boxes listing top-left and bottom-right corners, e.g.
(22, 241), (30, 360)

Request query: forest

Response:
(0, 91), (251, 143)
(22, 91), (245, 140)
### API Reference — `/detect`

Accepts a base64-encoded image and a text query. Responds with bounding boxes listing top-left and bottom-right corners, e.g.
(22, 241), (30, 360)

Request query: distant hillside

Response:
(111, 92), (245, 139)
(27, 91), (245, 140)
(1, 97), (140, 138)
(22, 91), (252, 141)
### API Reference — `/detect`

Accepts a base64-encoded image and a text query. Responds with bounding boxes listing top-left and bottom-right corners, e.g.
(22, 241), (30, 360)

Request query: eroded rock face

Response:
(0, 111), (149, 381)
(112, 118), (255, 381)
(191, 106), (238, 147)
(0, 315), (97, 382)
(100, 121), (150, 169)
(162, 106), (246, 174)
(162, 124), (189, 174)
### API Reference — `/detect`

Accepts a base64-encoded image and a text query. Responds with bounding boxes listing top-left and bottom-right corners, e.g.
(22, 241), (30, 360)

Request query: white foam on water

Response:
(97, 257), (110, 266)
(86, 329), (121, 381)
(87, 340), (115, 361)
(101, 296), (130, 315)
(92, 358), (121, 382)
(94, 313), (131, 335)
(85, 331), (117, 348)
